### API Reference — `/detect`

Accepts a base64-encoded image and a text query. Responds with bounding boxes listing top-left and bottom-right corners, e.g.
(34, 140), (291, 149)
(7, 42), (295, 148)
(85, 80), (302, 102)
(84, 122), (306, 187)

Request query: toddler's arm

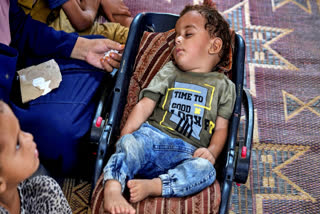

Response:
(193, 116), (229, 165)
(62, 0), (101, 31)
(120, 97), (156, 136)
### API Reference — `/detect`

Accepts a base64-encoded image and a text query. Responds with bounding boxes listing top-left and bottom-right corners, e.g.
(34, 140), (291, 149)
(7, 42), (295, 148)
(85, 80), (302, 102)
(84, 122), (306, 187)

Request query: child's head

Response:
(173, 4), (231, 73)
(0, 101), (39, 192)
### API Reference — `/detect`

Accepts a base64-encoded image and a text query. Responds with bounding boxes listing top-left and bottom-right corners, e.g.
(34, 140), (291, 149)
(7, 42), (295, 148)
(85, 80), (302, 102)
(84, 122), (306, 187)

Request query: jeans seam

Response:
(103, 166), (127, 192)
(153, 145), (194, 154)
(159, 174), (172, 197)
(182, 169), (215, 192)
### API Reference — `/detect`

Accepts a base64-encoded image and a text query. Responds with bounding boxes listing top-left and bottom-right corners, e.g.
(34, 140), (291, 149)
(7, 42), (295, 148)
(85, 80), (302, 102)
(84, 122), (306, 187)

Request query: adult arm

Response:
(193, 116), (229, 165)
(9, 0), (124, 71)
(120, 97), (156, 136)
(9, 0), (78, 59)
(71, 37), (124, 71)
(62, 0), (100, 31)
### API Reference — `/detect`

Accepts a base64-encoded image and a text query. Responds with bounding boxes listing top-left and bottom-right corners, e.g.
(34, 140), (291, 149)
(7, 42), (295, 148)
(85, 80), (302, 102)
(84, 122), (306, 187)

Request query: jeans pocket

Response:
(153, 139), (195, 155)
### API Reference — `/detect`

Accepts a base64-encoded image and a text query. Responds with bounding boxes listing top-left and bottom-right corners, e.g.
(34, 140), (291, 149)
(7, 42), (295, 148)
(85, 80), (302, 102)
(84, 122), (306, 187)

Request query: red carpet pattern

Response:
(62, 0), (320, 213)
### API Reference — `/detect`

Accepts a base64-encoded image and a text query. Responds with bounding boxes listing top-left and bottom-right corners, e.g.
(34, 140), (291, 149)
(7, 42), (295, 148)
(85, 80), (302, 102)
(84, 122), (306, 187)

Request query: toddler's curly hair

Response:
(180, 4), (231, 66)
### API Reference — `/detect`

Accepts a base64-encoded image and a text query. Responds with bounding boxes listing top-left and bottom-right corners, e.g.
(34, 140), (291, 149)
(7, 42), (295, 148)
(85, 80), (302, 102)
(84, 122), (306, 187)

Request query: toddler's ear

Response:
(209, 37), (222, 54)
(0, 177), (7, 194)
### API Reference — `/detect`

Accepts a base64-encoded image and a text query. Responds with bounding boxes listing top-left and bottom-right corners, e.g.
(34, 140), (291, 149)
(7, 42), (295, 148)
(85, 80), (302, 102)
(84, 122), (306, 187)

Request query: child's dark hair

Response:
(180, 4), (231, 65)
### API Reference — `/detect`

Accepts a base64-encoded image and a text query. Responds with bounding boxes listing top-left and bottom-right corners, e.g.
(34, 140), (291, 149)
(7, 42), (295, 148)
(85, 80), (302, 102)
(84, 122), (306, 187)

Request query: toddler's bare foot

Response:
(127, 178), (162, 203)
(103, 180), (136, 214)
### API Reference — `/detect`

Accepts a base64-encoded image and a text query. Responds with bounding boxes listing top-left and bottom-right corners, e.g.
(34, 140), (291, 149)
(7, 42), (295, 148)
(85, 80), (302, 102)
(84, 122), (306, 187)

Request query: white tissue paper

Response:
(18, 59), (62, 103)
(103, 50), (119, 60)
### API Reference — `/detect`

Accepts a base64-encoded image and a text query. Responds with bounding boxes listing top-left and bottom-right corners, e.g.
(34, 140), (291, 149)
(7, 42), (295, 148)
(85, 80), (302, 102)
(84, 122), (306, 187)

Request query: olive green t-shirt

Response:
(139, 61), (236, 148)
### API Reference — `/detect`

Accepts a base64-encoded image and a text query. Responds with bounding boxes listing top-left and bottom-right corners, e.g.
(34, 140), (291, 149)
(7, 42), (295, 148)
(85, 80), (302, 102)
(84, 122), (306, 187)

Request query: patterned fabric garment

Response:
(0, 175), (72, 214)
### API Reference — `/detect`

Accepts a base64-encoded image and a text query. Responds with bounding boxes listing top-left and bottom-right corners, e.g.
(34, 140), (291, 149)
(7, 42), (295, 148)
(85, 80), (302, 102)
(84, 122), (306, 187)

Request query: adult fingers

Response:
(101, 57), (121, 72)
(101, 61), (113, 72)
(100, 57), (114, 72)
(109, 52), (122, 62)
(103, 39), (125, 52)
(107, 56), (121, 69)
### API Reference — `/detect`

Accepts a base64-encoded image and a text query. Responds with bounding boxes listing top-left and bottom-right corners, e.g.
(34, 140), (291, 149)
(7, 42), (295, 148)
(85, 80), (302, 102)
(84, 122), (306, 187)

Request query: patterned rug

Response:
(62, 0), (320, 213)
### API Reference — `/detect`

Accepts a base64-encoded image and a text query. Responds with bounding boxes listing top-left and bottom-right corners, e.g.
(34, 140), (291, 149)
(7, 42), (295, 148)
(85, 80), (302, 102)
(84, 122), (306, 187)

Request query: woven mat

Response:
(62, 0), (320, 213)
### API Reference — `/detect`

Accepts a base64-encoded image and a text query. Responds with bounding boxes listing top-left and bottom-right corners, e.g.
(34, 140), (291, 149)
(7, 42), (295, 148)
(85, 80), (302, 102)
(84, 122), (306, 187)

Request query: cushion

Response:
(120, 29), (175, 129)
(91, 174), (221, 214)
(120, 29), (234, 129)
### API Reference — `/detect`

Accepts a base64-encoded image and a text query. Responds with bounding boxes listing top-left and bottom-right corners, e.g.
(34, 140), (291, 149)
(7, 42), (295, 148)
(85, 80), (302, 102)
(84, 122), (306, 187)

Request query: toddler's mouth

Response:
(175, 48), (183, 55)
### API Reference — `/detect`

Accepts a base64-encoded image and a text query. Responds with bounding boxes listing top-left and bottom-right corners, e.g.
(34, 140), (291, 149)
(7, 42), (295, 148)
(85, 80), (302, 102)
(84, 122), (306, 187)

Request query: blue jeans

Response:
(103, 123), (216, 197)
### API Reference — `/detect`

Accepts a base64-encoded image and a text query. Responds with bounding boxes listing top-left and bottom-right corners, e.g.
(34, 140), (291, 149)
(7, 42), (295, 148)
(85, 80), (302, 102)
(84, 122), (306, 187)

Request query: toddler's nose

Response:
(175, 35), (182, 45)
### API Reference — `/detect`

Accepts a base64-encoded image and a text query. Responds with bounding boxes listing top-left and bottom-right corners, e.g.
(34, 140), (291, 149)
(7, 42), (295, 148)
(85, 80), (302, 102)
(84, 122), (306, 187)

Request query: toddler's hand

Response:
(193, 148), (216, 165)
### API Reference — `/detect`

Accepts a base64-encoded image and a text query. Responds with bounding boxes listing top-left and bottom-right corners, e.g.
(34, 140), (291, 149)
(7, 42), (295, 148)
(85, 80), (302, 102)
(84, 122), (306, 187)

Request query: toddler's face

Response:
(0, 102), (39, 184)
(173, 11), (213, 73)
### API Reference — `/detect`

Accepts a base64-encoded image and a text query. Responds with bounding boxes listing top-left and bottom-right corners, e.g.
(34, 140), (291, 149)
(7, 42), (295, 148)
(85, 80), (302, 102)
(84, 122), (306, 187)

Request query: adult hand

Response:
(101, 0), (131, 22)
(193, 148), (216, 165)
(71, 37), (125, 72)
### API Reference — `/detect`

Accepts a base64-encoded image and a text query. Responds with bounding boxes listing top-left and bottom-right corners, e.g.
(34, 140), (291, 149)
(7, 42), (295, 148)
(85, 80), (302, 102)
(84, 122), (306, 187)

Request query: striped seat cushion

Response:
(120, 29), (176, 129)
(91, 174), (221, 214)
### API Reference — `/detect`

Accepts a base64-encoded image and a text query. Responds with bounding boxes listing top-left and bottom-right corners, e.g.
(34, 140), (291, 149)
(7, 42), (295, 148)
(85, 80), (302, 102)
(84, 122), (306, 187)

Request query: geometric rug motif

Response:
(271, 0), (312, 13)
(222, 0), (297, 97)
(282, 90), (320, 122)
(229, 143), (318, 214)
(224, 0), (295, 70)
(254, 66), (320, 147)
(221, 5), (318, 212)
(62, 179), (92, 214)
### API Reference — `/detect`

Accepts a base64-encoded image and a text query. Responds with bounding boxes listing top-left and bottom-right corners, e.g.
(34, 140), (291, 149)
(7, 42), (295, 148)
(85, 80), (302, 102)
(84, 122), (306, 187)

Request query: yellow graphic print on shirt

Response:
(160, 82), (215, 140)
